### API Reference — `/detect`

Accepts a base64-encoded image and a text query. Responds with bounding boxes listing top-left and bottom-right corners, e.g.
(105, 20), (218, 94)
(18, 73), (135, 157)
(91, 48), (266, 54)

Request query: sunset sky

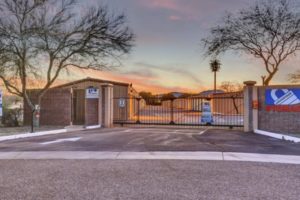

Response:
(67, 0), (300, 94)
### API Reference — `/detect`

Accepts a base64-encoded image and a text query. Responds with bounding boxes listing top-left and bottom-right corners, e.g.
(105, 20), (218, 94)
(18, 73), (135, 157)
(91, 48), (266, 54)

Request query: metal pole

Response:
(170, 99), (175, 125)
(70, 88), (74, 126)
(31, 109), (35, 133)
(137, 97), (141, 124)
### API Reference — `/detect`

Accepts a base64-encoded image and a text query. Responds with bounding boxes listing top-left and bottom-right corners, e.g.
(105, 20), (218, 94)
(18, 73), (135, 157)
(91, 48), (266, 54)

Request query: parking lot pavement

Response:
(0, 160), (299, 200)
(0, 128), (299, 155)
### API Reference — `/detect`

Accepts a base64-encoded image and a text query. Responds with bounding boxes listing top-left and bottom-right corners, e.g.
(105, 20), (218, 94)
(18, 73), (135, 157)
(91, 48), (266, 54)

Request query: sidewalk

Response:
(0, 151), (299, 164)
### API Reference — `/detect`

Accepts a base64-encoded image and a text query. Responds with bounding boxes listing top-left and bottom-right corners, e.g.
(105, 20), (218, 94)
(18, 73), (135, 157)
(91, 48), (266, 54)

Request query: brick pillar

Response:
(243, 81), (257, 132)
(103, 84), (114, 128)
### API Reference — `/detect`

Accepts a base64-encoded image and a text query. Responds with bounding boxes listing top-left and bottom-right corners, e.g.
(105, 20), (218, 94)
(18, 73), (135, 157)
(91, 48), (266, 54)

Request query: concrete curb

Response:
(0, 126), (102, 142)
(0, 129), (67, 142)
(86, 125), (102, 130)
(223, 152), (300, 164)
(255, 129), (300, 143)
(0, 151), (299, 165)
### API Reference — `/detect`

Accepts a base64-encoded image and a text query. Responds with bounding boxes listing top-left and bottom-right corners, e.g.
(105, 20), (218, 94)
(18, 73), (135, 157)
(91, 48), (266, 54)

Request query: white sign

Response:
(0, 90), (2, 117)
(268, 89), (300, 105)
(201, 101), (213, 124)
(119, 98), (126, 108)
(86, 88), (99, 99)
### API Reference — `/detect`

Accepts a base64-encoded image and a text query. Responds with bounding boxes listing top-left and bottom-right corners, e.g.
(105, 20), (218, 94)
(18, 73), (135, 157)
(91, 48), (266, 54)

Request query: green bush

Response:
(1, 107), (22, 127)
(1, 95), (23, 127)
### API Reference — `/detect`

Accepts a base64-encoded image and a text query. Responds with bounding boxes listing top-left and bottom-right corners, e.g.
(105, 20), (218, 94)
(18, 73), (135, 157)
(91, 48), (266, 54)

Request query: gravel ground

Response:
(0, 160), (299, 200)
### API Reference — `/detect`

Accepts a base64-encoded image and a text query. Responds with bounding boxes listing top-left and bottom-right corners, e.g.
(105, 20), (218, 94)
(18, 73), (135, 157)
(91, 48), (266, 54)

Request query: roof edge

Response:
(51, 78), (129, 89)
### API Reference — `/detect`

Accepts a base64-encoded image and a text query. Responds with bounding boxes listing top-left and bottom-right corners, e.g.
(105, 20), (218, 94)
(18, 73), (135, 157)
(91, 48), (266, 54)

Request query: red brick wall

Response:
(85, 99), (99, 126)
(24, 89), (71, 126)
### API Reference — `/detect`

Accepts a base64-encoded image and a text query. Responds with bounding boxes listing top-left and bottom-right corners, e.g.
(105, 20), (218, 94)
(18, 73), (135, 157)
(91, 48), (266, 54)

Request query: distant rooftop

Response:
(195, 90), (225, 97)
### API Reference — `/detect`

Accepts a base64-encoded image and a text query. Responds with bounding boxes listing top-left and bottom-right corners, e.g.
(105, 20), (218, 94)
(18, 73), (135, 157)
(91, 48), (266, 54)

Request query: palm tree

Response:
(210, 59), (221, 93)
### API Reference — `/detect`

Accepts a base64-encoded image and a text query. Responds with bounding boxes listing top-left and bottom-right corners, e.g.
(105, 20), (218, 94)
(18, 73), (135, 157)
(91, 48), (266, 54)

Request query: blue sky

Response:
(72, 0), (300, 93)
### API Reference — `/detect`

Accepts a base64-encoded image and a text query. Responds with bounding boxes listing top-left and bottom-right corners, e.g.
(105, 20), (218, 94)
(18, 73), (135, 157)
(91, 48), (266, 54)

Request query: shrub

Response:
(1, 107), (22, 127)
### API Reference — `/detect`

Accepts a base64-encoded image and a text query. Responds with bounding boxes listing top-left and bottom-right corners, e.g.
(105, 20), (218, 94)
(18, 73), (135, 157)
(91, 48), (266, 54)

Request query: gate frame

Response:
(113, 94), (245, 128)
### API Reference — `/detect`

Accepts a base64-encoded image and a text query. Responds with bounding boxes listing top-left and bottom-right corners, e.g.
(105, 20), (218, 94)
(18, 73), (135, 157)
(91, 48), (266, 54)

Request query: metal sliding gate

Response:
(113, 96), (244, 128)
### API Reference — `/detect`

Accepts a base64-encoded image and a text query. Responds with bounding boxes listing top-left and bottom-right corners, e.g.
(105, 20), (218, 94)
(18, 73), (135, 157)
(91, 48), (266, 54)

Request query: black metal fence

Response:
(113, 96), (244, 128)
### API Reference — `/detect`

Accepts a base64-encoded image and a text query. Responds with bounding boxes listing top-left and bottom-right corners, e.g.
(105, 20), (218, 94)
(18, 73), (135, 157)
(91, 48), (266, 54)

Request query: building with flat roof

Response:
(23, 78), (138, 127)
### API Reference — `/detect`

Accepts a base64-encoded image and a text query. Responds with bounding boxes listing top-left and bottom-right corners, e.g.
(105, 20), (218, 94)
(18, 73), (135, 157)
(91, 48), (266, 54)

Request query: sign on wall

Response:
(265, 89), (300, 112)
(86, 88), (99, 99)
(118, 98), (126, 108)
(0, 90), (2, 117)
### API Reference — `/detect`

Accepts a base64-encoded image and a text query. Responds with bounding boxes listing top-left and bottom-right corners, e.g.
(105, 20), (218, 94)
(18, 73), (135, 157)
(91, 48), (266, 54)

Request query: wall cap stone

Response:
(243, 81), (257, 86)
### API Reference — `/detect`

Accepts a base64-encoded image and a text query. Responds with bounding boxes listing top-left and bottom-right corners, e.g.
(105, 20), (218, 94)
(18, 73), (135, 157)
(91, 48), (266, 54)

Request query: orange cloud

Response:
(137, 0), (250, 21)
(169, 15), (181, 21)
(67, 67), (203, 94)
(138, 0), (198, 20)
(141, 0), (179, 10)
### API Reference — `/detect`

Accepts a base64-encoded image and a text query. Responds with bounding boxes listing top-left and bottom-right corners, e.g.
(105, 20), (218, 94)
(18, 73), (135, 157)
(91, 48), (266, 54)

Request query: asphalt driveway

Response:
(0, 128), (300, 200)
(0, 128), (299, 155)
(0, 160), (299, 200)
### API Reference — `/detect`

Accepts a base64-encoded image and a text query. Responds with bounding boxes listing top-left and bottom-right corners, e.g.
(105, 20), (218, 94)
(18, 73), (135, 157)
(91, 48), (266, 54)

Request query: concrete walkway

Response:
(1, 151), (300, 164)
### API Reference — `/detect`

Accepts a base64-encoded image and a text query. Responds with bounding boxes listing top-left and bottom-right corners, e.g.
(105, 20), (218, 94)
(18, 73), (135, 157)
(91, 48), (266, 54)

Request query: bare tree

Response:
(219, 81), (243, 114)
(220, 81), (243, 93)
(0, 0), (134, 132)
(203, 0), (300, 86)
(288, 70), (300, 83)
